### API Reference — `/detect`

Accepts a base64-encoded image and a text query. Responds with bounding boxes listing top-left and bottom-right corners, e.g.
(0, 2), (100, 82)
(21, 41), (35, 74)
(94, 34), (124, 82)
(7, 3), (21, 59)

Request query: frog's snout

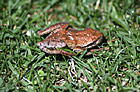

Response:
(37, 41), (44, 49)
(37, 41), (41, 46)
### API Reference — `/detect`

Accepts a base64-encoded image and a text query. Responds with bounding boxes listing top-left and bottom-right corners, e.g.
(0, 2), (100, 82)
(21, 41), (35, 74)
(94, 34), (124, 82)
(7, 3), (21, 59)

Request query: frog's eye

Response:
(37, 42), (44, 49)
(60, 39), (64, 42)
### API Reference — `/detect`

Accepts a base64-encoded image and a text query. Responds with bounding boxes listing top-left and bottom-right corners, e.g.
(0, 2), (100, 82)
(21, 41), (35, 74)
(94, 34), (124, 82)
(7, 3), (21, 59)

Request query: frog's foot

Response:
(38, 22), (69, 35)
(73, 47), (86, 55)
(85, 48), (104, 55)
(73, 47), (84, 53)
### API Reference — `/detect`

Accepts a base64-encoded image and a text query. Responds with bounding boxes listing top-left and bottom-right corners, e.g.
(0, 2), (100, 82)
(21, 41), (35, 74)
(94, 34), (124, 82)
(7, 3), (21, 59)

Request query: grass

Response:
(0, 0), (140, 91)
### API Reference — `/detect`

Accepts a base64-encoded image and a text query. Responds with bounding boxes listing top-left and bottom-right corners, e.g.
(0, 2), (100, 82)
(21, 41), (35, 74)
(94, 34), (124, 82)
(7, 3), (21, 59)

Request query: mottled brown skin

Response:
(37, 22), (103, 56)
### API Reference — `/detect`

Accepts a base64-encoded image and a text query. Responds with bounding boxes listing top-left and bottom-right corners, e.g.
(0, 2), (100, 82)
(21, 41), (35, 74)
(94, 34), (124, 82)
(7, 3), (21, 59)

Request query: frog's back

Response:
(65, 28), (103, 47)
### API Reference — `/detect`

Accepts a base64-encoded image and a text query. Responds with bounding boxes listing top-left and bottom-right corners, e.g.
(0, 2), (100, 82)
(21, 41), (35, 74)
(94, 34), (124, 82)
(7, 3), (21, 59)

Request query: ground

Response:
(0, 0), (140, 91)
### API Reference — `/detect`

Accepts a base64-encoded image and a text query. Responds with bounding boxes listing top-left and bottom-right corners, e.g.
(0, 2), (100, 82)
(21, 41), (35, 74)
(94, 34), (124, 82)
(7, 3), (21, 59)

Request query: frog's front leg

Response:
(38, 22), (69, 35)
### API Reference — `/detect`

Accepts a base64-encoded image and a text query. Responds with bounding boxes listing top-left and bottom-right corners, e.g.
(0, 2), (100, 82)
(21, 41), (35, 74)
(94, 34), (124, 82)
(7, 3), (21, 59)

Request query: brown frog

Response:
(37, 22), (103, 56)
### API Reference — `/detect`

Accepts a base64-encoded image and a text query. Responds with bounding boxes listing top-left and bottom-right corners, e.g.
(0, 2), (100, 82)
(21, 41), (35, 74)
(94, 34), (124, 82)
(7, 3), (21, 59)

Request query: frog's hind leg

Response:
(38, 22), (69, 35)
(60, 50), (76, 56)
(73, 47), (104, 55)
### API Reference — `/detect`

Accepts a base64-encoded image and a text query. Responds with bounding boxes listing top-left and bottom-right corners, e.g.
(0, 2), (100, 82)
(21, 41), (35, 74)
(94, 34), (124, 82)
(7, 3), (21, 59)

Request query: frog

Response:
(37, 22), (103, 56)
